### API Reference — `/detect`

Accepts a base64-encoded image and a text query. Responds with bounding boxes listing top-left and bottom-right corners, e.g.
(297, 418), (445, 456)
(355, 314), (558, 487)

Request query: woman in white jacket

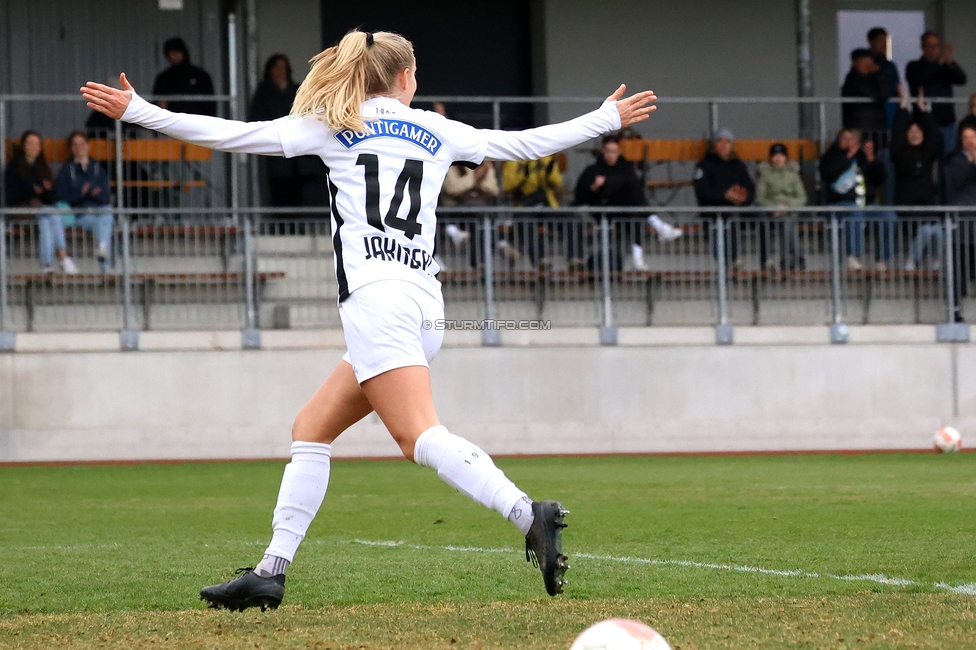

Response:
(82, 28), (656, 611)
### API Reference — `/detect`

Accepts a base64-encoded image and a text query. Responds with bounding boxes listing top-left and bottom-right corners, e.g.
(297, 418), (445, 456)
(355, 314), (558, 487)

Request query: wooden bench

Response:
(604, 138), (822, 206)
(5, 270), (285, 331)
(4, 137), (212, 194)
(439, 267), (941, 326)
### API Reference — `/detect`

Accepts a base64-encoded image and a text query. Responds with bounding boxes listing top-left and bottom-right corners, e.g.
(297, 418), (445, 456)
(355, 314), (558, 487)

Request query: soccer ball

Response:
(934, 427), (962, 453)
(568, 619), (672, 650)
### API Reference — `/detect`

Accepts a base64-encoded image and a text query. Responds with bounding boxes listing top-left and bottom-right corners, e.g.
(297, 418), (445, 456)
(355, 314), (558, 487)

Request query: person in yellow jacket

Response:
(501, 157), (563, 268)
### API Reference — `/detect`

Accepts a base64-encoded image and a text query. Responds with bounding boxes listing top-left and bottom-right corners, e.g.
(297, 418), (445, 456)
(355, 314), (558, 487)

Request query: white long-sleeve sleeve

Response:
(120, 91), (286, 156)
(480, 101), (621, 162)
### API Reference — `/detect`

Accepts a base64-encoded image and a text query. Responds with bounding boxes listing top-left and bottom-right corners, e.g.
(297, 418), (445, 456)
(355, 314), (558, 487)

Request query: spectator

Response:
(575, 135), (681, 271)
(152, 37), (217, 116)
(502, 155), (563, 268)
(946, 122), (976, 321)
(867, 27), (900, 128)
(959, 92), (976, 133)
(693, 128), (755, 270)
(891, 90), (944, 271)
(438, 162), (497, 268)
(55, 131), (115, 271)
(755, 143), (808, 271)
(906, 31), (967, 154)
(3, 131), (78, 273)
(841, 49), (889, 141)
(819, 128), (896, 271)
(249, 54), (302, 208)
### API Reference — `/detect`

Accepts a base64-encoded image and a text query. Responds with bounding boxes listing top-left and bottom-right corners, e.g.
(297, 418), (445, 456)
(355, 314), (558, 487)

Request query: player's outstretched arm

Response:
(481, 84), (656, 162)
(81, 73), (286, 156)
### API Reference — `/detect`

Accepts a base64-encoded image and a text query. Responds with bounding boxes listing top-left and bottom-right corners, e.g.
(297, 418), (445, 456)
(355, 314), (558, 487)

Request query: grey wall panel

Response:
(2, 0), (225, 139)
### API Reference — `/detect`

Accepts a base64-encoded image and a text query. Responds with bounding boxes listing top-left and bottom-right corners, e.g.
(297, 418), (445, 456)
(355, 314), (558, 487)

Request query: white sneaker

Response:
(874, 261), (888, 272)
(904, 260), (917, 271)
(97, 243), (109, 262)
(445, 224), (470, 246)
(847, 256), (863, 271)
(433, 255), (449, 272)
(631, 243), (648, 271)
(61, 257), (79, 274)
(654, 221), (683, 242)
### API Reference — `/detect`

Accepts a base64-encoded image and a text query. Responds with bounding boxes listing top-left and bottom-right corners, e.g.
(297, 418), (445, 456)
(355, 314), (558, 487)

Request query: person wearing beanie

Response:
(755, 143), (808, 271)
(693, 127), (756, 270)
(151, 37), (216, 116)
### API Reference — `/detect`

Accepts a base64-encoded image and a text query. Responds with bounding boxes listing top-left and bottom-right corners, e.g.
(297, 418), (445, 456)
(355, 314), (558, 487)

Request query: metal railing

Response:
(1, 206), (974, 348)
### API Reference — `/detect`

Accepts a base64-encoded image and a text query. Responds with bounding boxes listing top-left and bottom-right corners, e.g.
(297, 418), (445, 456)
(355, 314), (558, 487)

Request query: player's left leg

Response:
(360, 365), (570, 596)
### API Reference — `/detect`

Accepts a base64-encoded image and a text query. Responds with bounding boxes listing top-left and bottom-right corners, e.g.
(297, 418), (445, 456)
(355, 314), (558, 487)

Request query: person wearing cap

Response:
(841, 49), (889, 140)
(693, 127), (755, 270)
(892, 87), (943, 271)
(755, 143), (808, 271)
(151, 37), (217, 116)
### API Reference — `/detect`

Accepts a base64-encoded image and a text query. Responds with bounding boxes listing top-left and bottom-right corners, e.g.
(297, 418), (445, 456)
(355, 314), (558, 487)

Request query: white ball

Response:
(569, 619), (673, 650)
(934, 427), (962, 453)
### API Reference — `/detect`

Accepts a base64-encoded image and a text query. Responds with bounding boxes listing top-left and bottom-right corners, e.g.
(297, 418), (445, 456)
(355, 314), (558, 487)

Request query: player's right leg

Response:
(200, 360), (372, 611)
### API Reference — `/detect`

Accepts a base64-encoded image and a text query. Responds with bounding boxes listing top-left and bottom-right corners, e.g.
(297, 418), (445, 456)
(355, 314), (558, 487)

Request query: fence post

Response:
(714, 214), (733, 344)
(828, 212), (849, 343)
(937, 210), (969, 342)
(492, 100), (501, 131)
(242, 214), (261, 349)
(599, 214), (617, 345)
(0, 101), (9, 351)
(709, 102), (719, 140)
(0, 214), (12, 352)
(481, 214), (500, 346)
(115, 118), (138, 351)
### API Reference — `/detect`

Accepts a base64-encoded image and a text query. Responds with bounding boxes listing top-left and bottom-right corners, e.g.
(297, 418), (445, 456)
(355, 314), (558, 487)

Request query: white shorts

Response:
(340, 280), (445, 383)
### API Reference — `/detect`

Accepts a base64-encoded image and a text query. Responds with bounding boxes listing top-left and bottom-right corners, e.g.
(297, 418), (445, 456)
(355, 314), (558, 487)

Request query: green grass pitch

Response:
(1, 453), (975, 648)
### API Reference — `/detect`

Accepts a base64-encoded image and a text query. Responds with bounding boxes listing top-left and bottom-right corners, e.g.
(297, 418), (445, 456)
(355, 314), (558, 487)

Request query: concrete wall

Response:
(1, 327), (971, 463)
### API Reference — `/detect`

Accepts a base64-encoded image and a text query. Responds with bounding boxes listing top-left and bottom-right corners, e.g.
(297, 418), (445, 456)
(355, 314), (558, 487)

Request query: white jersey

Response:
(121, 92), (621, 302)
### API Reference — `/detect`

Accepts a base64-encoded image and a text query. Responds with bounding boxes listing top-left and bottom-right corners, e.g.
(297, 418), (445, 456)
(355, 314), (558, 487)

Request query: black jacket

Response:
(841, 69), (888, 132)
(248, 80), (298, 122)
(55, 160), (112, 209)
(574, 156), (646, 208)
(693, 152), (755, 208)
(4, 160), (54, 207)
(152, 61), (217, 116)
(891, 108), (942, 206)
(906, 58), (968, 126)
(819, 143), (886, 205)
(947, 152), (976, 207)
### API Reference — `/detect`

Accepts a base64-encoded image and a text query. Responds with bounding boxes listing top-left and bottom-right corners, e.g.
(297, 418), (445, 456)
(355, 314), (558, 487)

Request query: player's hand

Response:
(81, 73), (135, 121)
(608, 85), (657, 128)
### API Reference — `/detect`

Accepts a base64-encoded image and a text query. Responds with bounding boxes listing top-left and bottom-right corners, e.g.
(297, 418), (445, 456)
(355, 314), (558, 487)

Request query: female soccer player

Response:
(82, 29), (656, 610)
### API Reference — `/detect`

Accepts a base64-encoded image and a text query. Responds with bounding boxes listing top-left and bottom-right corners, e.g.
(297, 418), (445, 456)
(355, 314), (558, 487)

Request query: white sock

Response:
(445, 224), (461, 238)
(263, 441), (332, 564)
(632, 243), (645, 263)
(648, 214), (665, 233)
(414, 425), (534, 534)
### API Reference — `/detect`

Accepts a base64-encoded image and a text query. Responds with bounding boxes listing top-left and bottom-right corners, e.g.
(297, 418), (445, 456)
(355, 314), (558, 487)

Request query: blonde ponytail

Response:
(291, 30), (415, 132)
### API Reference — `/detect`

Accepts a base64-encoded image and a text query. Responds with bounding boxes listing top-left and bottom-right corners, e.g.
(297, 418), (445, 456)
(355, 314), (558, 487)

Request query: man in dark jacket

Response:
(693, 128), (755, 269)
(868, 28), (900, 128)
(842, 49), (889, 139)
(152, 37), (217, 116)
(906, 31), (968, 154)
(574, 135), (681, 270)
(819, 128), (896, 271)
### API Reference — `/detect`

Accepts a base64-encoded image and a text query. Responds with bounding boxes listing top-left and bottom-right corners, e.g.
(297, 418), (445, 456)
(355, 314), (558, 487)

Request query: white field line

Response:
(352, 538), (976, 597)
